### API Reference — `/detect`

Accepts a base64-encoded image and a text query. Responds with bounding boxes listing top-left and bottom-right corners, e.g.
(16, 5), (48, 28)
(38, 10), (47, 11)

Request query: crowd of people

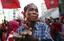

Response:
(0, 3), (64, 41)
(45, 17), (64, 41)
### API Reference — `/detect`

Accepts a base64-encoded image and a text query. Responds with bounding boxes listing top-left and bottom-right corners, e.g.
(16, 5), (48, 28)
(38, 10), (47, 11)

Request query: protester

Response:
(52, 18), (62, 41)
(6, 20), (19, 41)
(16, 18), (22, 26)
(0, 21), (6, 41)
(58, 17), (64, 41)
(13, 3), (53, 41)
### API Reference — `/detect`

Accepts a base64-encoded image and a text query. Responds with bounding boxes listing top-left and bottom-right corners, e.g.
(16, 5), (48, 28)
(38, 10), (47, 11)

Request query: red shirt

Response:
(50, 24), (55, 39)
(54, 23), (62, 33)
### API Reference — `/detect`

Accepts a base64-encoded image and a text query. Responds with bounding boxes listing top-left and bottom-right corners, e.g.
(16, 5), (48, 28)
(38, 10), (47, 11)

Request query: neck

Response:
(27, 21), (36, 27)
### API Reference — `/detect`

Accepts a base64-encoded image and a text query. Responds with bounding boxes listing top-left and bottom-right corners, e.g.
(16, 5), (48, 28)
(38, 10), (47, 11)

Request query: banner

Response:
(1, 0), (21, 9)
(45, 0), (59, 9)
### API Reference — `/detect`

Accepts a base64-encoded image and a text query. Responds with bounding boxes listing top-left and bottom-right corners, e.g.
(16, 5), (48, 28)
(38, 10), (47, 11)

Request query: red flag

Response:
(1, 0), (21, 9)
(45, 0), (59, 9)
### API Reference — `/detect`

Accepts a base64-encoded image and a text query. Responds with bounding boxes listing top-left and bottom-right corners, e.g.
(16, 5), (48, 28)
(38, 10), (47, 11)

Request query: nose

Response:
(32, 10), (36, 13)
(31, 12), (38, 17)
(32, 10), (38, 15)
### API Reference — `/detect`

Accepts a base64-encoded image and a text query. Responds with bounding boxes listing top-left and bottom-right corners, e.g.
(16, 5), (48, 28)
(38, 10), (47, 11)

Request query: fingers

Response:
(20, 30), (28, 35)
(20, 30), (32, 35)
(13, 33), (22, 38)
(27, 30), (32, 35)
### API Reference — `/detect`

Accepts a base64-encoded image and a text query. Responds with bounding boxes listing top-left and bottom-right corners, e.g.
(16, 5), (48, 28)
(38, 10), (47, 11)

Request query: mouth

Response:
(32, 17), (37, 19)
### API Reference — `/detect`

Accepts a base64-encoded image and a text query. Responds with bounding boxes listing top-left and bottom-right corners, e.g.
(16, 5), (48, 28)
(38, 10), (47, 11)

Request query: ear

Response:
(24, 10), (28, 18)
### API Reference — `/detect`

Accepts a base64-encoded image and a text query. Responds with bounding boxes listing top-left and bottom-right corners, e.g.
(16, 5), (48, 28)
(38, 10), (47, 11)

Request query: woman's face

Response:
(25, 4), (39, 22)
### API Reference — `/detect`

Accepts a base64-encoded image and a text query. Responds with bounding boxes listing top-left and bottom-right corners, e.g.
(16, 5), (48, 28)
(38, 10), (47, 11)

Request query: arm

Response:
(13, 26), (24, 38)
(13, 32), (23, 38)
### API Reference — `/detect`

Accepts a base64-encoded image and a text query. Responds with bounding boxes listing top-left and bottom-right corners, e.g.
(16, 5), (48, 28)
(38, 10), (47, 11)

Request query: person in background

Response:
(16, 18), (22, 26)
(52, 18), (62, 41)
(13, 3), (53, 41)
(6, 20), (19, 41)
(59, 16), (64, 41)
(0, 21), (6, 41)
(45, 18), (51, 25)
(45, 18), (55, 40)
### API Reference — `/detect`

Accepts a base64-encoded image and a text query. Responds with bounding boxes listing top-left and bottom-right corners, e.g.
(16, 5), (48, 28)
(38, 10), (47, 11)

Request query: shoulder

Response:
(36, 22), (49, 29)
(36, 22), (48, 26)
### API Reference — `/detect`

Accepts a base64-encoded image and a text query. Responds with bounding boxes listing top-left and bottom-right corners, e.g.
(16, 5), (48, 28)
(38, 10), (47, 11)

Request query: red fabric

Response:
(16, 18), (22, 26)
(50, 22), (62, 39)
(9, 20), (19, 32)
(2, 35), (6, 41)
(24, 20), (27, 24)
(50, 24), (55, 39)
(1, 0), (20, 9)
(7, 29), (11, 37)
(9, 38), (14, 41)
(17, 18), (21, 22)
(55, 23), (62, 33)
(60, 16), (64, 21)
(45, 0), (59, 9)
(2, 26), (7, 41)
(53, 22), (62, 33)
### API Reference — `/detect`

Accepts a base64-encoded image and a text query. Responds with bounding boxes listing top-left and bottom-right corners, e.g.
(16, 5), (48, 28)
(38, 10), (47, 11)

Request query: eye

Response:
(29, 8), (33, 11)
(35, 9), (38, 12)
(28, 8), (38, 13)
